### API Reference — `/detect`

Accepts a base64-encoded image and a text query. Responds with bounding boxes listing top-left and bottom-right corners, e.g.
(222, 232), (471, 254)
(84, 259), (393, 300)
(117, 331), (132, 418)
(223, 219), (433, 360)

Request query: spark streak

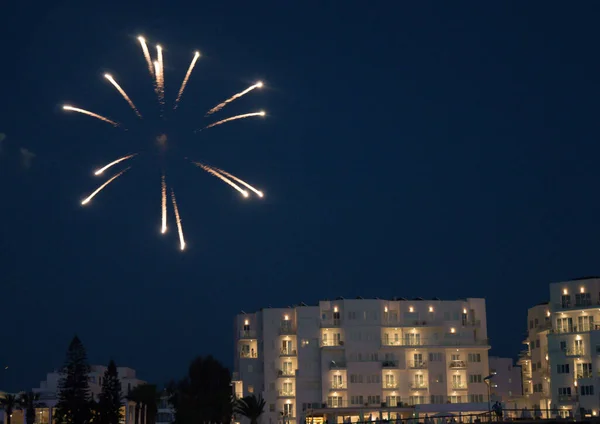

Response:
(170, 188), (186, 250)
(62, 105), (120, 127)
(104, 74), (142, 118)
(94, 154), (137, 176)
(156, 45), (165, 104)
(137, 36), (154, 78)
(205, 81), (263, 116)
(173, 51), (200, 109)
(211, 167), (264, 198)
(194, 163), (249, 197)
(81, 167), (130, 205)
(161, 174), (167, 234)
(202, 111), (266, 130)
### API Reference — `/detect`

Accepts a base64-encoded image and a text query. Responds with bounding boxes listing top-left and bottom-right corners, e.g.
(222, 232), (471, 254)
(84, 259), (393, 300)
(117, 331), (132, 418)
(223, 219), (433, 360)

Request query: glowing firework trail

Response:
(173, 51), (200, 109)
(104, 74), (142, 118)
(62, 105), (120, 127)
(205, 81), (263, 116)
(161, 174), (167, 234)
(194, 163), (249, 197)
(170, 188), (186, 250)
(94, 154), (137, 176)
(138, 36), (154, 78)
(211, 167), (264, 198)
(81, 167), (131, 205)
(156, 45), (165, 104)
(202, 111), (266, 130)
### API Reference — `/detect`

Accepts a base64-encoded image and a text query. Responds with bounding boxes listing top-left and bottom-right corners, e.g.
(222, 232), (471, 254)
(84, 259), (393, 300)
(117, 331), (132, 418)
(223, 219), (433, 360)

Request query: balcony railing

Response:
(277, 369), (295, 377)
(383, 382), (399, 389)
(554, 300), (597, 310)
(382, 360), (399, 368)
(409, 382), (428, 390)
(464, 320), (481, 327)
(565, 348), (585, 357)
(279, 326), (296, 335)
(407, 360), (427, 369)
(549, 324), (600, 334)
(576, 372), (593, 379)
(321, 339), (345, 348)
(330, 381), (347, 390)
(280, 348), (297, 357)
(277, 390), (295, 398)
(320, 319), (341, 328)
(329, 361), (347, 370)
(449, 361), (467, 369)
(239, 330), (257, 339)
(452, 383), (468, 390)
(381, 338), (489, 347)
(558, 395), (574, 403)
(240, 351), (257, 358)
(326, 400), (349, 408)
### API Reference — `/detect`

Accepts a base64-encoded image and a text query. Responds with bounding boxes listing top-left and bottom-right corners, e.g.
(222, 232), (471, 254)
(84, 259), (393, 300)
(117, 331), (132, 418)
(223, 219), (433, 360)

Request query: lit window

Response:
(248, 385), (254, 393)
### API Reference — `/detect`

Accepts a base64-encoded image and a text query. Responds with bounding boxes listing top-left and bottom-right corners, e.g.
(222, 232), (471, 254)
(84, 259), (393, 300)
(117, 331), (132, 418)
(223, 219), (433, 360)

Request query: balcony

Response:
(554, 300), (597, 311)
(565, 348), (585, 357)
(279, 326), (296, 335)
(277, 390), (295, 398)
(464, 320), (481, 328)
(239, 330), (257, 339)
(320, 339), (345, 348)
(382, 360), (399, 368)
(409, 382), (428, 390)
(330, 381), (347, 390)
(320, 319), (341, 328)
(280, 348), (297, 357)
(549, 324), (600, 334)
(329, 360), (347, 370)
(381, 338), (489, 347)
(448, 361), (467, 369)
(240, 351), (257, 359)
(407, 360), (427, 369)
(382, 382), (399, 389)
(557, 395), (574, 403)
(277, 369), (296, 378)
(576, 372), (593, 379)
(326, 400), (349, 408)
(451, 383), (468, 390)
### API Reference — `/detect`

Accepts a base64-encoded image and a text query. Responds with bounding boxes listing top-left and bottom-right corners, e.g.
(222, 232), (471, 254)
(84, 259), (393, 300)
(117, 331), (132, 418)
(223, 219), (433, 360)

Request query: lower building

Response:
(488, 357), (522, 402)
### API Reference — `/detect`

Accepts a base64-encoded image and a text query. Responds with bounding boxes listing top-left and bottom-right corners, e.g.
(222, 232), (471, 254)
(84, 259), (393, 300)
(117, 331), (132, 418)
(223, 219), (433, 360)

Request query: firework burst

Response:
(62, 35), (267, 250)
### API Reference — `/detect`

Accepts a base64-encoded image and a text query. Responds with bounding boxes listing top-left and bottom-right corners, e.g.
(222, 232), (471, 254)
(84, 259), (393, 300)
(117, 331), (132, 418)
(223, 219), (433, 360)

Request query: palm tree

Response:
(233, 395), (265, 424)
(0, 394), (18, 424)
(18, 392), (41, 424)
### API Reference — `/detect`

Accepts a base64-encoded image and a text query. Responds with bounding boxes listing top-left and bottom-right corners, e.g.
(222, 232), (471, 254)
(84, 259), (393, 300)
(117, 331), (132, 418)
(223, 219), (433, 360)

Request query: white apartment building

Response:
(488, 357), (522, 402)
(25, 365), (147, 424)
(233, 297), (491, 424)
(515, 277), (600, 419)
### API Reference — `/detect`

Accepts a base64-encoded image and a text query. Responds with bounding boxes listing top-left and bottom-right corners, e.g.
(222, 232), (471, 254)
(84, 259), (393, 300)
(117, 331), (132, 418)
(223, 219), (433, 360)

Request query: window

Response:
(327, 396), (343, 407)
(386, 396), (400, 407)
(248, 385), (254, 393)
(556, 364), (570, 374)
(532, 363), (537, 371)
(561, 295), (571, 308)
(575, 292), (591, 306)
(270, 404), (275, 412)
(429, 352), (442, 362)
(536, 339), (540, 347)
(581, 385), (594, 396)
(430, 395), (444, 404)
(449, 396), (462, 404)
(534, 318), (539, 326)
(468, 353), (481, 362)
(469, 374), (482, 383)
(469, 394), (484, 403)
(558, 387), (572, 396)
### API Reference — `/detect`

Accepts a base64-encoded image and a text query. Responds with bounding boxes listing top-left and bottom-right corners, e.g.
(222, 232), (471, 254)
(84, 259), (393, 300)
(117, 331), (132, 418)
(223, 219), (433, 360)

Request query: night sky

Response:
(2, 1), (600, 391)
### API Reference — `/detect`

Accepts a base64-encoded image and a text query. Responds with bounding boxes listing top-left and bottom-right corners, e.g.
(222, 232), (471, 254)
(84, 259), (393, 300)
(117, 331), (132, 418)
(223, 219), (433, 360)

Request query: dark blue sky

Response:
(2, 1), (600, 391)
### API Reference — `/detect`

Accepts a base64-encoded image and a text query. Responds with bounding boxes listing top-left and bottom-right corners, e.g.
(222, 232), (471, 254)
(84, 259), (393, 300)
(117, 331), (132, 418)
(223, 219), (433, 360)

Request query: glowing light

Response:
(205, 81), (264, 116)
(104, 74), (142, 118)
(81, 167), (130, 205)
(429, 306), (434, 312)
(202, 111), (266, 130)
(62, 105), (119, 127)
(580, 287), (585, 293)
(156, 45), (164, 105)
(463, 308), (467, 314)
(450, 328), (456, 334)
(138, 36), (154, 78)
(563, 288), (568, 295)
(161, 174), (167, 234)
(194, 163), (249, 197)
(244, 319), (249, 326)
(170, 189), (185, 251)
(210, 167), (264, 197)
(94, 154), (137, 176)
(174, 51), (200, 109)
(409, 306), (414, 313)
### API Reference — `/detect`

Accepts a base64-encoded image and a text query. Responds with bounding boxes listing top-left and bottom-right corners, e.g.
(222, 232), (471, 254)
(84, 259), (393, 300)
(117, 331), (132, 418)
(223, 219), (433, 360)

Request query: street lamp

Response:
(484, 374), (495, 413)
